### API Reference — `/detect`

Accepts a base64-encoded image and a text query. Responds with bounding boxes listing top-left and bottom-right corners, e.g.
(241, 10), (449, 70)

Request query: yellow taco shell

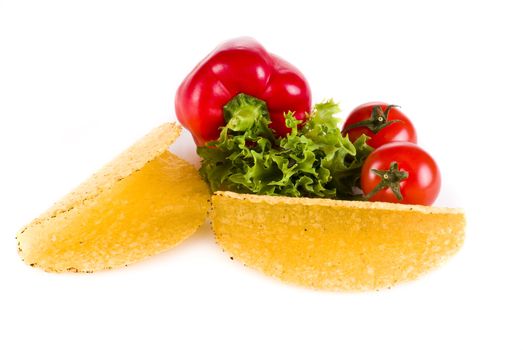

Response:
(211, 191), (465, 291)
(17, 123), (209, 272)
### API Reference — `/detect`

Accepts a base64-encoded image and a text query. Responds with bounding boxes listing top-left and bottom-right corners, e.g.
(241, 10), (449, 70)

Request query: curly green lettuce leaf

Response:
(197, 94), (373, 199)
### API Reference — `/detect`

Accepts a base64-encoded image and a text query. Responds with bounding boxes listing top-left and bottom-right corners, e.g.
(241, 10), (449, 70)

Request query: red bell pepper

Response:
(175, 37), (311, 145)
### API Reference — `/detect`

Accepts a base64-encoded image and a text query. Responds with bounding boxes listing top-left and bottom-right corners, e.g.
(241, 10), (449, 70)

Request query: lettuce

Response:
(197, 94), (373, 199)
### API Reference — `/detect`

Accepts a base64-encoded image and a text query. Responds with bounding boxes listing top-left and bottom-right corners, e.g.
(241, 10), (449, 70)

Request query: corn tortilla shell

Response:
(17, 123), (210, 272)
(211, 191), (465, 291)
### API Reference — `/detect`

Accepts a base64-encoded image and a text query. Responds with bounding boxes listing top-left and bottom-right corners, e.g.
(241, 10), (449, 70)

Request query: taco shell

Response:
(211, 191), (465, 291)
(17, 123), (209, 272)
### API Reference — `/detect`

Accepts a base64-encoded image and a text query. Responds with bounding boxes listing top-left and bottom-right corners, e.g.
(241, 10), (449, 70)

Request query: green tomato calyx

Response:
(364, 161), (409, 201)
(343, 105), (401, 134)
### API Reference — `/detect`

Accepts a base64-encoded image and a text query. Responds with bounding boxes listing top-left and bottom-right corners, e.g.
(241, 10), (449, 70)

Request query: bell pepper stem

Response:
(223, 93), (269, 132)
(222, 93), (276, 143)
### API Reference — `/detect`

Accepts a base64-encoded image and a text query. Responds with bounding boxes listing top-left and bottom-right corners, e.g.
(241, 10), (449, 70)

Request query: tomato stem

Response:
(343, 105), (401, 134)
(364, 161), (409, 201)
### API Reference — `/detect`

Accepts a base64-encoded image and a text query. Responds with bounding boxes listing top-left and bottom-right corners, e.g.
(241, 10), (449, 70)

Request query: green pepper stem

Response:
(364, 161), (409, 200)
(222, 93), (276, 143)
(223, 93), (269, 132)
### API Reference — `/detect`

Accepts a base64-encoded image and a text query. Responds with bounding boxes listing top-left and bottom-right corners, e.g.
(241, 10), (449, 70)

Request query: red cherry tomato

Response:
(360, 142), (441, 205)
(342, 102), (417, 149)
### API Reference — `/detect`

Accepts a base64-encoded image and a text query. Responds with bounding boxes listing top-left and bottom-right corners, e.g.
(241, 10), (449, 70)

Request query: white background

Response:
(1, 0), (522, 349)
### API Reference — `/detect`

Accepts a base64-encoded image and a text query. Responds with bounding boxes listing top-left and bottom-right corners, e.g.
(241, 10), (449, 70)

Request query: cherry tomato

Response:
(342, 102), (417, 149)
(360, 142), (441, 205)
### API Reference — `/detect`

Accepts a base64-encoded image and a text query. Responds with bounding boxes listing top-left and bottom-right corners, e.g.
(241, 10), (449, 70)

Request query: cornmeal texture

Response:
(211, 191), (465, 291)
(17, 123), (209, 272)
